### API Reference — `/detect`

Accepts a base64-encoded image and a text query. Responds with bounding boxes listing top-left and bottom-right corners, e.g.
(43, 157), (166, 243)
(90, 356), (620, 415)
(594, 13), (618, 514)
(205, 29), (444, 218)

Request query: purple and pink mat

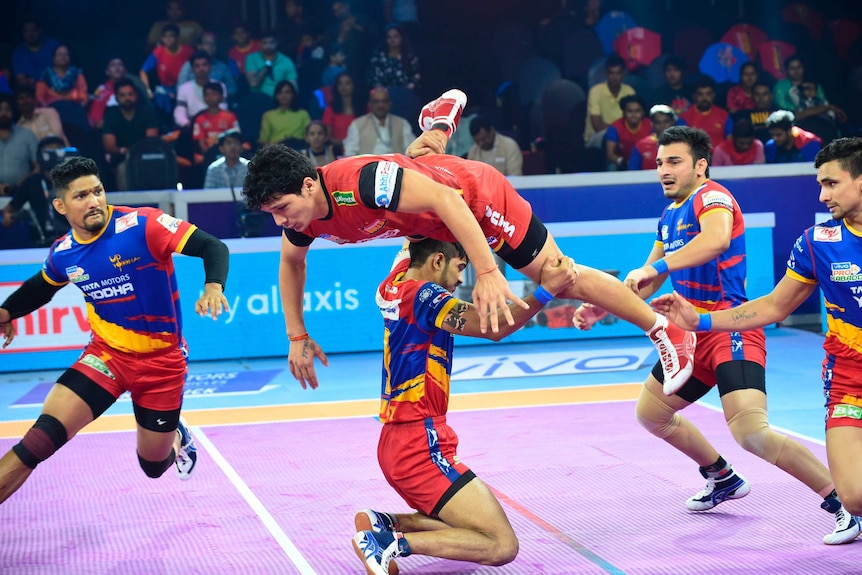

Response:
(1, 401), (857, 574)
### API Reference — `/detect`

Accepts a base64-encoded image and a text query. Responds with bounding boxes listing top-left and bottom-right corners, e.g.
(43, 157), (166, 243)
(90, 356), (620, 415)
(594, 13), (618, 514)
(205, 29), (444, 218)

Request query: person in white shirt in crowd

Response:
(174, 51), (227, 129)
(342, 85), (414, 156)
(203, 130), (248, 190)
(466, 114), (522, 176)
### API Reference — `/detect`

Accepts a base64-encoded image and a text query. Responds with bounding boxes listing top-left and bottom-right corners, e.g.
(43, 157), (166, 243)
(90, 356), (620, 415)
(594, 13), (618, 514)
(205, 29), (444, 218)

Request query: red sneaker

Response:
(417, 89), (467, 138)
(647, 315), (696, 396)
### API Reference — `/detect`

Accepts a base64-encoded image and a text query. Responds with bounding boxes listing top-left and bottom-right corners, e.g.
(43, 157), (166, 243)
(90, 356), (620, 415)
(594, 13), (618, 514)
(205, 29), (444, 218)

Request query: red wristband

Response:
(288, 333), (309, 341)
(476, 267), (497, 277)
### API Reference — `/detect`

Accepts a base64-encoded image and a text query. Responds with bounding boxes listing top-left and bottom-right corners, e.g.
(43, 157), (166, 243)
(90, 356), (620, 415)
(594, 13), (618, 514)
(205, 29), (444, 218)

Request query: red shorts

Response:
(68, 337), (188, 412)
(378, 416), (474, 517)
(690, 329), (766, 388)
(823, 354), (862, 430)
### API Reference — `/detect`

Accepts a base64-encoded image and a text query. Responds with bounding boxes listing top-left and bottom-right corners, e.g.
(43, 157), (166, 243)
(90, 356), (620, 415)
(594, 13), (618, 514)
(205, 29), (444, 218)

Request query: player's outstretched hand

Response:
(288, 336), (329, 390)
(405, 130), (448, 158)
(540, 255), (578, 296)
(195, 283), (229, 320)
(472, 267), (528, 334)
(572, 303), (609, 331)
(1, 320), (15, 348)
(650, 291), (700, 330)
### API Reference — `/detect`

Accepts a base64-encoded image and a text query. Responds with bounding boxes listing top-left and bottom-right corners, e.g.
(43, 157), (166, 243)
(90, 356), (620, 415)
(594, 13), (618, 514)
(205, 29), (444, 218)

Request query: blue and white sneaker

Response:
(355, 509), (400, 534)
(352, 530), (401, 575)
(686, 472), (750, 511)
(175, 416), (198, 480)
(823, 506), (862, 545)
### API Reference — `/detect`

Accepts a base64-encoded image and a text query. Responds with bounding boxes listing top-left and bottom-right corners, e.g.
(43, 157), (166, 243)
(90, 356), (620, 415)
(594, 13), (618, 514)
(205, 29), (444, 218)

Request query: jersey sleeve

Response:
(605, 125), (620, 143)
(144, 209), (196, 260)
(41, 248), (71, 286)
(283, 226), (315, 247)
(357, 160), (405, 212)
(785, 230), (817, 284)
(412, 282), (460, 331)
(695, 188), (734, 219)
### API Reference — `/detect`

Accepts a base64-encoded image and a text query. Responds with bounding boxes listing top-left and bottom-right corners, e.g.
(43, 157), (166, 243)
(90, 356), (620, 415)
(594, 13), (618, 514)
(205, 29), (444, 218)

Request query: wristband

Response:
(650, 258), (669, 275)
(288, 333), (309, 341)
(696, 314), (712, 332)
(476, 266), (497, 278)
(533, 286), (554, 305)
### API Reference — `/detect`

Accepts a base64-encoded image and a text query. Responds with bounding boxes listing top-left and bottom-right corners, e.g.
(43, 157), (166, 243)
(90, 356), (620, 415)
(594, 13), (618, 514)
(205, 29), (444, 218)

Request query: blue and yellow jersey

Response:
(786, 219), (862, 361)
(657, 180), (748, 312)
(376, 258), (460, 424)
(41, 206), (196, 354)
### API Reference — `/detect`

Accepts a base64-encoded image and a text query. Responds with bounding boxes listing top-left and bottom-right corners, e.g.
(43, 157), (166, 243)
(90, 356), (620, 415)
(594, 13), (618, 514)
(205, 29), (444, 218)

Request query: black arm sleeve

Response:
(179, 228), (229, 289)
(283, 226), (315, 247)
(1, 272), (65, 320)
(358, 161), (404, 212)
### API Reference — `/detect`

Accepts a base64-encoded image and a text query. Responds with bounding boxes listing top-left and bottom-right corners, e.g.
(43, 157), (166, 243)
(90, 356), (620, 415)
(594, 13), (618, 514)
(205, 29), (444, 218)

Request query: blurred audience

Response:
(228, 22), (260, 75)
(322, 72), (361, 150)
(12, 20), (60, 91)
(145, 0), (202, 49)
(605, 95), (651, 171)
(245, 30), (298, 98)
(342, 86), (413, 155)
(35, 45), (88, 107)
(680, 77), (731, 147)
(629, 104), (677, 170)
(177, 31), (239, 100)
(89, 57), (147, 130)
(466, 114), (522, 176)
(726, 62), (758, 113)
(203, 130), (248, 189)
(764, 110), (822, 164)
(746, 81), (777, 143)
(651, 57), (690, 115)
(0, 93), (39, 195)
(258, 80), (311, 145)
(139, 24), (195, 115)
(16, 87), (68, 145)
(584, 54), (634, 148)
(174, 52), (228, 129)
(193, 83), (239, 155)
(712, 117), (765, 166)
(367, 23), (420, 91)
(101, 78), (160, 190)
(299, 120), (337, 166)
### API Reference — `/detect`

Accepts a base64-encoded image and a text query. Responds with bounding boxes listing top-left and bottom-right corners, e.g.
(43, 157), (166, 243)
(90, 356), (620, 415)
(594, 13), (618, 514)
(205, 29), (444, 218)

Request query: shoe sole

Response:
(355, 511), (373, 532)
(823, 522), (862, 545)
(351, 536), (400, 575)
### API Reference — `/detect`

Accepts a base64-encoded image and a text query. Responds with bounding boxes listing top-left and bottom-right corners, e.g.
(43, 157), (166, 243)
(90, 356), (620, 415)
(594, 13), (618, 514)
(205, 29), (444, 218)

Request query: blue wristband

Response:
(534, 286), (554, 305)
(650, 258), (669, 275)
(697, 313), (712, 332)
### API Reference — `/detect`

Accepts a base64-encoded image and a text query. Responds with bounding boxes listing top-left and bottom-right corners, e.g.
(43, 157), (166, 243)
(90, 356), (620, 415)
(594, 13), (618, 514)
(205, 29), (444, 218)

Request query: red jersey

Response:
(228, 41), (260, 74)
(193, 109), (240, 145)
(153, 45), (194, 87)
(376, 257), (459, 423)
(681, 105), (730, 147)
(285, 154), (532, 252)
(607, 117), (653, 162)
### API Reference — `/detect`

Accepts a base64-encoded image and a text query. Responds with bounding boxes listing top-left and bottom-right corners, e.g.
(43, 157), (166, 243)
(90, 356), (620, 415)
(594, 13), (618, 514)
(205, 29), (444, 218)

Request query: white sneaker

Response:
(686, 473), (750, 511)
(647, 315), (696, 396)
(175, 416), (198, 480)
(823, 507), (862, 545)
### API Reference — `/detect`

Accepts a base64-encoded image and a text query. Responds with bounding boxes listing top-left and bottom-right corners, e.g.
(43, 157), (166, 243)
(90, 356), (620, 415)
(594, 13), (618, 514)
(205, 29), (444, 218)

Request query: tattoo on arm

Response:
(731, 310), (757, 325)
(443, 303), (469, 332)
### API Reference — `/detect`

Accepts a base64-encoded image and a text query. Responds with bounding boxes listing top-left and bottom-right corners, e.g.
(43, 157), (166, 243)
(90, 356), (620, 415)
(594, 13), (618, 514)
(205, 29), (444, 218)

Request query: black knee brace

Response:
(137, 449), (176, 478)
(12, 414), (69, 469)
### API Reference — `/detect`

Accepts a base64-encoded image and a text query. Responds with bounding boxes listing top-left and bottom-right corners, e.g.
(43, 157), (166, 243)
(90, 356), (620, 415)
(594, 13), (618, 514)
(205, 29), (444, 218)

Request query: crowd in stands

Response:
(1, 0), (861, 249)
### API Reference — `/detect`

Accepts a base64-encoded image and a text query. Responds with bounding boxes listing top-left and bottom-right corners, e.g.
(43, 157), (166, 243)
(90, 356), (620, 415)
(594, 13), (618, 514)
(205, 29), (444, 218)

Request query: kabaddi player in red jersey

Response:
(0, 157), (229, 504)
(576, 128), (860, 544)
(350, 239), (576, 575)
(242, 90), (696, 394)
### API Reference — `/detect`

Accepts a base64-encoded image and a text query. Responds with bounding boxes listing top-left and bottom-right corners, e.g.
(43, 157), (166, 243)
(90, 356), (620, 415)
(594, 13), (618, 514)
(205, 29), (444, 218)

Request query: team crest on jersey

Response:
(115, 211), (139, 233)
(361, 219), (387, 234)
(660, 225), (669, 241)
(419, 287), (433, 302)
(110, 253), (141, 271)
(374, 161), (399, 208)
(701, 191), (733, 210)
(54, 235), (73, 252)
(157, 213), (182, 233)
(65, 265), (90, 283)
(829, 262), (862, 282)
(333, 191), (358, 206)
(814, 226), (842, 242)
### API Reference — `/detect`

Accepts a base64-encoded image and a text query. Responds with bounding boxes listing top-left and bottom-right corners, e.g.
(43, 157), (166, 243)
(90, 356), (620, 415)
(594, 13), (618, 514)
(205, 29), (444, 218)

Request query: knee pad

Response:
(138, 450), (176, 479)
(727, 407), (787, 464)
(11, 414), (69, 469)
(636, 386), (680, 439)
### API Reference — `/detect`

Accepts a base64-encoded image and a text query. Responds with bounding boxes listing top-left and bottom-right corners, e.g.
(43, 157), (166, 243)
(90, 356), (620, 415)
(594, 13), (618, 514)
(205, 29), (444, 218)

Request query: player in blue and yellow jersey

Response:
(654, 137), (862, 541)
(0, 156), (229, 505)
(580, 128), (858, 544)
(350, 239), (577, 575)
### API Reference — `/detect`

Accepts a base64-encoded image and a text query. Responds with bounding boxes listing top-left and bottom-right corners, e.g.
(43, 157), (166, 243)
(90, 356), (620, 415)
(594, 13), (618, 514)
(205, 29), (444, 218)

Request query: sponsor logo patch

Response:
(80, 354), (116, 380)
(832, 404), (862, 420)
(115, 211), (139, 233)
(374, 161), (399, 208)
(814, 226), (842, 242)
(361, 218), (387, 234)
(110, 253), (141, 271)
(55, 235), (73, 252)
(333, 191), (358, 206)
(701, 190), (734, 210)
(157, 213), (182, 233)
(65, 266), (90, 283)
(829, 262), (862, 283)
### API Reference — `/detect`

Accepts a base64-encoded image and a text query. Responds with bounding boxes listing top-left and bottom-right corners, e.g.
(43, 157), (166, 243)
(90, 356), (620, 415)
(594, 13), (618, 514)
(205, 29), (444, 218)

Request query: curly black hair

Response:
(242, 143), (318, 211)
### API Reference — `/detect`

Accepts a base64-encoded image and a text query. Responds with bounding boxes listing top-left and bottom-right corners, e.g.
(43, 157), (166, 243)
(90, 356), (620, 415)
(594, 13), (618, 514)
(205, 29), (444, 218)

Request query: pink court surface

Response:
(0, 329), (858, 574)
